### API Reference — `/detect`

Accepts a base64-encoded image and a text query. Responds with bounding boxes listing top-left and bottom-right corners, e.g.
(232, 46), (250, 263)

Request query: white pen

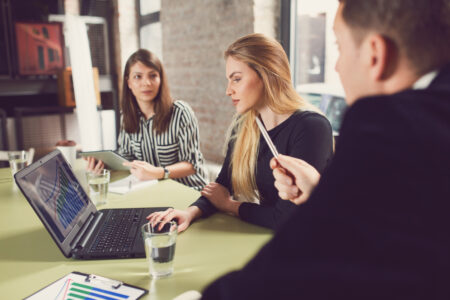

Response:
(255, 116), (279, 158)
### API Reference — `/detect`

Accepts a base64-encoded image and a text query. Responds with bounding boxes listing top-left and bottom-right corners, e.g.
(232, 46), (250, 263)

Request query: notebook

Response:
(14, 149), (169, 260)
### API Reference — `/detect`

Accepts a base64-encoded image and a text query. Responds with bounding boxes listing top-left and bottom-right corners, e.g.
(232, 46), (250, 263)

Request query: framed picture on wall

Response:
(15, 22), (64, 75)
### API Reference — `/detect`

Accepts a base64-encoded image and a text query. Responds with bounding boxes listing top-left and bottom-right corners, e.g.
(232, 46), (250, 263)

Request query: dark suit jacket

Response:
(201, 63), (450, 300)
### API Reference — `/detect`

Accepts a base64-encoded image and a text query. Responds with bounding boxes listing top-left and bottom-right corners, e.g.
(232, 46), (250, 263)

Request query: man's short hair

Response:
(339, 0), (450, 75)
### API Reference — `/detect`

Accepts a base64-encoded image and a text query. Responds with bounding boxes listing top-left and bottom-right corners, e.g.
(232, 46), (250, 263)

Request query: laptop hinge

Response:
(70, 211), (103, 251)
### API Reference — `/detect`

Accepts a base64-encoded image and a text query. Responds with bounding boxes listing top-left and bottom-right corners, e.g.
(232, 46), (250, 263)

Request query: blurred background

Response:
(0, 0), (345, 167)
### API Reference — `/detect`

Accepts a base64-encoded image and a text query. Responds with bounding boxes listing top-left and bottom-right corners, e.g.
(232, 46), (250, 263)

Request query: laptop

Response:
(14, 150), (169, 260)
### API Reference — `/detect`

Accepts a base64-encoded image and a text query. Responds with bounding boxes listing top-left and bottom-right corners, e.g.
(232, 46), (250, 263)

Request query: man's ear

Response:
(365, 34), (391, 81)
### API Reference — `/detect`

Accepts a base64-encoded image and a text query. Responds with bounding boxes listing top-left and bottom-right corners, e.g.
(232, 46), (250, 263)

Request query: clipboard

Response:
(25, 271), (148, 300)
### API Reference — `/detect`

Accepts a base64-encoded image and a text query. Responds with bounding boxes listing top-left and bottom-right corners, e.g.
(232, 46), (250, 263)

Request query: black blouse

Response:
(191, 110), (334, 229)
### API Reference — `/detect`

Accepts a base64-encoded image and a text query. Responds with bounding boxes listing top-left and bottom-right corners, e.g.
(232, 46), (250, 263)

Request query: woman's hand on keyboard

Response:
(146, 206), (203, 233)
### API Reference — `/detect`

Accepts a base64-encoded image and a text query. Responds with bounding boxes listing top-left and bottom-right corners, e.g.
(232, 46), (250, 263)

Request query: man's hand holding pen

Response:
(270, 155), (320, 205)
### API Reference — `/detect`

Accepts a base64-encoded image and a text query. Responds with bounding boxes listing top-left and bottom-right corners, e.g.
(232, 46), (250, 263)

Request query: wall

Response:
(254, 0), (280, 38)
(161, 0), (279, 163)
(112, 0), (140, 98)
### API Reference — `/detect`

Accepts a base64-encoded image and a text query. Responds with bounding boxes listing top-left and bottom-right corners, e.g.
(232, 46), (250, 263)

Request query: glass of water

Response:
(141, 221), (178, 278)
(8, 151), (29, 177)
(86, 169), (110, 206)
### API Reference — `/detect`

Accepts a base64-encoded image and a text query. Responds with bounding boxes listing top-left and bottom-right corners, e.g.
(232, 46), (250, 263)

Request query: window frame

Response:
(136, 0), (161, 49)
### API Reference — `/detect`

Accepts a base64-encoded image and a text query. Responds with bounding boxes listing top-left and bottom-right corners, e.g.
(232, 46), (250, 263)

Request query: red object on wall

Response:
(15, 22), (64, 75)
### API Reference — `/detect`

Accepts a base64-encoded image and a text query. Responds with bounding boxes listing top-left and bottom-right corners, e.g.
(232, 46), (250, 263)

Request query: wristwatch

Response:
(163, 167), (170, 179)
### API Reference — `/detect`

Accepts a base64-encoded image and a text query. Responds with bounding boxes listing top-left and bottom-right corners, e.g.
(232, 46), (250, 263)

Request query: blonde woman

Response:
(148, 33), (333, 231)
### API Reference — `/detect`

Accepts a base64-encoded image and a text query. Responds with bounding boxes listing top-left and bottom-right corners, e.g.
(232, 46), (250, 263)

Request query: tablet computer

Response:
(80, 150), (130, 171)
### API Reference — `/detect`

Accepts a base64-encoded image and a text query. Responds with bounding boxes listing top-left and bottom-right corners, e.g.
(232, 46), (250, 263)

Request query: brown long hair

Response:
(224, 33), (321, 201)
(121, 49), (173, 134)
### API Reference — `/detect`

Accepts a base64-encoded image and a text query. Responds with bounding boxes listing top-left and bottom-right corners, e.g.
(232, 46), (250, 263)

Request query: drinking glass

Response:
(8, 151), (29, 177)
(141, 221), (178, 278)
(86, 169), (110, 206)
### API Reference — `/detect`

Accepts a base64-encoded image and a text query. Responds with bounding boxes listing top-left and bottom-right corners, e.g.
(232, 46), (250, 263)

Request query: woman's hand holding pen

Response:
(123, 160), (163, 180)
(270, 154), (320, 205)
(201, 182), (241, 216)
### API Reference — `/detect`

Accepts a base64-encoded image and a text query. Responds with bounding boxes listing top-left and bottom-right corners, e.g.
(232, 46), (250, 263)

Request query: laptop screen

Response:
(15, 152), (90, 243)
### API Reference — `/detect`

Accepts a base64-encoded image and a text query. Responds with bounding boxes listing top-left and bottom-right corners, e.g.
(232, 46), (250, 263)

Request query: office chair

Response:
(0, 109), (9, 168)
(14, 106), (73, 159)
(0, 108), (8, 151)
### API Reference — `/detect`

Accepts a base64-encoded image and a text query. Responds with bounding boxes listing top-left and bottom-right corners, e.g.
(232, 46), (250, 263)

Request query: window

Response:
(37, 46), (45, 70)
(138, 0), (162, 60)
(42, 27), (49, 38)
(289, 0), (346, 135)
(48, 48), (54, 62)
(290, 0), (341, 89)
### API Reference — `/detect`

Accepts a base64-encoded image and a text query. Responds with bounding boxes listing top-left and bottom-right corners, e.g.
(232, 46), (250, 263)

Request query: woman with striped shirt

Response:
(87, 49), (208, 190)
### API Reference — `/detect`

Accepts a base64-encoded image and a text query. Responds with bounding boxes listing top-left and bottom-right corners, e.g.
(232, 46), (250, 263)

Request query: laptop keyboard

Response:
(89, 209), (142, 254)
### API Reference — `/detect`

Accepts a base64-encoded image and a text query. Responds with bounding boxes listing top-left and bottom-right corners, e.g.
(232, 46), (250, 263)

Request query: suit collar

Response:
(428, 62), (450, 91)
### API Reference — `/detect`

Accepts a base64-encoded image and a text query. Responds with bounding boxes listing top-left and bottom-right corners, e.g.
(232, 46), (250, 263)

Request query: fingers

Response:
(146, 209), (191, 232)
(201, 189), (212, 198)
(273, 167), (293, 186)
(123, 161), (140, 168)
(276, 154), (306, 169)
(124, 161), (142, 172)
(94, 160), (104, 173)
(86, 157), (95, 171)
(146, 208), (174, 229)
(122, 161), (132, 167)
(124, 160), (150, 168)
(177, 220), (189, 233)
(146, 211), (161, 222)
(86, 157), (104, 174)
(132, 160), (149, 166)
(270, 157), (279, 170)
(147, 208), (172, 224)
(201, 182), (218, 198)
(274, 178), (299, 200)
(293, 193), (308, 205)
(276, 155), (313, 182)
(157, 209), (176, 230)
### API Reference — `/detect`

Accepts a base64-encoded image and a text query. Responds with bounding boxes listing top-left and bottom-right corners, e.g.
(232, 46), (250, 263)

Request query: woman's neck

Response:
(137, 100), (155, 120)
(258, 106), (292, 131)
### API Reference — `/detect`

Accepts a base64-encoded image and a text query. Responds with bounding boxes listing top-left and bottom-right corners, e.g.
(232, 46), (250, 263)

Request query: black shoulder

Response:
(291, 110), (332, 134)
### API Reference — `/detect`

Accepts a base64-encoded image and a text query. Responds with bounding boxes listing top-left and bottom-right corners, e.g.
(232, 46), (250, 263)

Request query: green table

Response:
(0, 167), (272, 299)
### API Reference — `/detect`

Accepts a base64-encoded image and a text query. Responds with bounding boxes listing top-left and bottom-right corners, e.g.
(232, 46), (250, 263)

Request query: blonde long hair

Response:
(225, 33), (320, 202)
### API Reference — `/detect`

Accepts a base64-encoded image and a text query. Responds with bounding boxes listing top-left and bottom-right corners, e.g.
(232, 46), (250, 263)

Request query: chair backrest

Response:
(14, 106), (73, 151)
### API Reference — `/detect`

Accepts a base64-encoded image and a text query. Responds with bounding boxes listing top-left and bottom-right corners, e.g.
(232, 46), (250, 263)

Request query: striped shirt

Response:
(117, 100), (208, 190)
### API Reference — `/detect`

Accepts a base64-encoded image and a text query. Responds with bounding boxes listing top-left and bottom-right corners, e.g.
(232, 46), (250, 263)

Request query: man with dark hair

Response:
(200, 0), (450, 299)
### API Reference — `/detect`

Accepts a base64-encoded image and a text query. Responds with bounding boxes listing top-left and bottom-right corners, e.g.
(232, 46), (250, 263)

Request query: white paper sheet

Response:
(109, 175), (158, 194)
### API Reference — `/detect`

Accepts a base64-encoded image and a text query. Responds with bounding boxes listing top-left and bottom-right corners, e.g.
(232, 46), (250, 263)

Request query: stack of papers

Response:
(109, 175), (157, 194)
